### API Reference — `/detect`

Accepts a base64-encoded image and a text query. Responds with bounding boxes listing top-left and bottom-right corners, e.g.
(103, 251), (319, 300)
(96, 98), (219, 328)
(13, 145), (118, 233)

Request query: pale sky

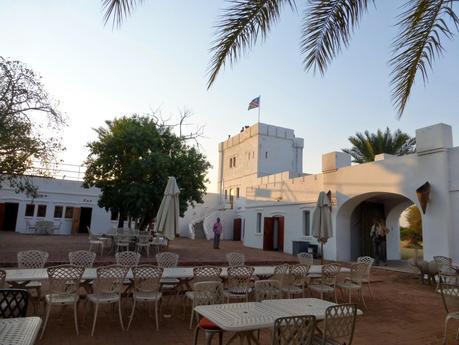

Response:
(1, 1), (458, 192)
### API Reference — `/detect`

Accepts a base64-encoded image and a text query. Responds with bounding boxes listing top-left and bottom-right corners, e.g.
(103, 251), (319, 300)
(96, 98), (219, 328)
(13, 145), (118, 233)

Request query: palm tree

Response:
(101, 0), (459, 116)
(342, 127), (416, 163)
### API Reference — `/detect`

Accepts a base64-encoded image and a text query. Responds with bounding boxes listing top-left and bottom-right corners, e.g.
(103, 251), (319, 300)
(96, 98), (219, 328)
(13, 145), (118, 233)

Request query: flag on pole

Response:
(248, 96), (260, 110)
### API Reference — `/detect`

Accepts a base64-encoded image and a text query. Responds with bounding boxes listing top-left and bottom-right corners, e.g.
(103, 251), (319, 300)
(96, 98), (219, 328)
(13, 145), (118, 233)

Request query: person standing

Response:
(213, 218), (223, 249)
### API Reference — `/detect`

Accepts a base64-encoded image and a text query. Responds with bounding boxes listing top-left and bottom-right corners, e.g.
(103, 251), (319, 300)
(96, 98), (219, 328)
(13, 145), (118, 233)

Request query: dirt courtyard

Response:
(0, 233), (456, 345)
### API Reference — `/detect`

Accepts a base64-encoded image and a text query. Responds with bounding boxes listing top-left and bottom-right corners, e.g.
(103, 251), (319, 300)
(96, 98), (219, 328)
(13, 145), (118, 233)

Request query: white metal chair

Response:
(135, 234), (152, 256)
(272, 264), (289, 287)
(156, 252), (180, 295)
(435, 256), (458, 287)
(297, 252), (314, 265)
(69, 250), (96, 268)
(40, 265), (85, 338)
(309, 263), (341, 302)
(0, 270), (5, 288)
(127, 265), (163, 331)
(87, 265), (128, 336)
(114, 233), (130, 253)
(226, 252), (245, 267)
(337, 262), (368, 308)
(88, 232), (105, 256)
(17, 250), (49, 311)
(254, 279), (282, 302)
(272, 314), (316, 345)
(115, 251), (141, 268)
(192, 281), (224, 345)
(312, 304), (357, 345)
(224, 265), (254, 302)
(357, 256), (375, 296)
(186, 266), (222, 329)
(439, 279), (459, 344)
(281, 264), (310, 298)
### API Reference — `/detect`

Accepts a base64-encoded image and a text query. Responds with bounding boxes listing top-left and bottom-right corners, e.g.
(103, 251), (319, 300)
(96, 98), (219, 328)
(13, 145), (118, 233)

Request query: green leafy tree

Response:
(400, 205), (423, 247)
(101, 0), (459, 116)
(83, 114), (210, 228)
(342, 127), (415, 163)
(0, 57), (65, 195)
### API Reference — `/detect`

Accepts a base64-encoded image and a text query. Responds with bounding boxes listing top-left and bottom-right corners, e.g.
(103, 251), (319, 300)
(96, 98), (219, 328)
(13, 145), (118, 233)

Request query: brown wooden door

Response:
(71, 207), (81, 235)
(277, 216), (285, 252)
(233, 218), (241, 241)
(263, 217), (274, 250)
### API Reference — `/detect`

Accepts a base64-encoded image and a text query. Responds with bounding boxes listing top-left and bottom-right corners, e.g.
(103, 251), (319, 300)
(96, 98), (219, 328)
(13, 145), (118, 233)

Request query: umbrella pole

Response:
(320, 242), (324, 265)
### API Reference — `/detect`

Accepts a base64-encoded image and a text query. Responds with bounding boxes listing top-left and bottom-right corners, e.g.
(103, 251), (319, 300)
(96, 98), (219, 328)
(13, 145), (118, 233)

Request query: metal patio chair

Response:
(337, 262), (368, 308)
(186, 266), (222, 329)
(254, 279), (282, 302)
(434, 256), (458, 287)
(69, 250), (96, 268)
(114, 233), (131, 253)
(309, 263), (341, 302)
(439, 279), (459, 344)
(312, 304), (357, 345)
(357, 256), (375, 296)
(115, 251), (141, 268)
(281, 264), (310, 298)
(0, 289), (28, 318)
(40, 265), (85, 338)
(135, 234), (152, 256)
(224, 265), (254, 302)
(272, 264), (289, 288)
(127, 265), (163, 331)
(226, 252), (245, 267)
(17, 250), (48, 311)
(0, 269), (6, 288)
(192, 281), (225, 345)
(87, 265), (128, 336)
(272, 314), (316, 345)
(156, 252), (181, 304)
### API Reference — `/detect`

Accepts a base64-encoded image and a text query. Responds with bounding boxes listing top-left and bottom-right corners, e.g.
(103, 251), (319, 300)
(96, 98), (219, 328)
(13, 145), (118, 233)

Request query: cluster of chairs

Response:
(433, 255), (459, 344)
(187, 252), (361, 345)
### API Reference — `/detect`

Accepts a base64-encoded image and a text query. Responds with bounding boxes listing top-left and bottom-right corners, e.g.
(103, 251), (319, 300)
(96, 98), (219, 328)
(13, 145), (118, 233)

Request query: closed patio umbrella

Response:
(154, 176), (180, 240)
(312, 191), (333, 264)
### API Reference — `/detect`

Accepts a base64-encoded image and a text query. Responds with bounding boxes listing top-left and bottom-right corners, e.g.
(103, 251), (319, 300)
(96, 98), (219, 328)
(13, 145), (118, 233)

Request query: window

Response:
(65, 206), (74, 219)
(54, 206), (63, 218)
(37, 205), (47, 217)
(233, 157), (236, 167)
(265, 151), (268, 159)
(256, 213), (262, 234)
(224, 190), (228, 200)
(25, 204), (35, 217)
(229, 158), (233, 168)
(236, 188), (240, 198)
(303, 210), (311, 236)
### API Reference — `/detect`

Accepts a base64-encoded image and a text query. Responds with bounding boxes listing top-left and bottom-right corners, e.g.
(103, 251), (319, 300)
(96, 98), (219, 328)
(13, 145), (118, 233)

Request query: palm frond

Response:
(390, 0), (459, 117)
(101, 0), (144, 28)
(301, 0), (373, 75)
(207, 0), (296, 88)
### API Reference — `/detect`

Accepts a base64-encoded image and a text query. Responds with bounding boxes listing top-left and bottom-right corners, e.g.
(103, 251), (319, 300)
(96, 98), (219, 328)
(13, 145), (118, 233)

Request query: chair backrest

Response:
(227, 265), (254, 294)
(93, 265), (128, 294)
(0, 270), (5, 288)
(272, 264), (289, 286)
(297, 252), (314, 265)
(115, 251), (141, 267)
(132, 265), (163, 293)
(286, 264), (311, 287)
(434, 256), (454, 273)
(69, 250), (96, 268)
(254, 279), (282, 302)
(321, 304), (357, 345)
(226, 252), (245, 267)
(137, 234), (152, 244)
(320, 263), (341, 286)
(439, 279), (459, 314)
(357, 256), (374, 277)
(192, 281), (224, 307)
(156, 252), (179, 268)
(17, 250), (48, 269)
(47, 265), (85, 295)
(272, 315), (316, 345)
(0, 289), (29, 318)
(192, 266), (222, 284)
(349, 262), (368, 285)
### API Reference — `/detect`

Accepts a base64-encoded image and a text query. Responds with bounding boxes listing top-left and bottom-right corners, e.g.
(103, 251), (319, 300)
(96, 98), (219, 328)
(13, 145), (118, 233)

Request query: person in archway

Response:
(213, 217), (223, 249)
(370, 219), (389, 265)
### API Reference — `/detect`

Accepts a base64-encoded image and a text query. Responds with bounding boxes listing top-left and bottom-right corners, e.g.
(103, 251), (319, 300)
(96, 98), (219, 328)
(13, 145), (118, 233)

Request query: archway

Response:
(336, 192), (421, 261)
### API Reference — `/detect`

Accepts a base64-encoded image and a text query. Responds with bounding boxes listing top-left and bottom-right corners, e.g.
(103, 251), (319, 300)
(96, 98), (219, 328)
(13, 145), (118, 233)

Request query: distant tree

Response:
(342, 127), (415, 163)
(400, 205), (423, 247)
(0, 57), (65, 195)
(101, 0), (459, 117)
(83, 114), (210, 228)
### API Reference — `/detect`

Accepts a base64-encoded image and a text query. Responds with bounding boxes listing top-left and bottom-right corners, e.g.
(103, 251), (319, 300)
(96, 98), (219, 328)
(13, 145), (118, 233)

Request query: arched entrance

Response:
(336, 192), (421, 261)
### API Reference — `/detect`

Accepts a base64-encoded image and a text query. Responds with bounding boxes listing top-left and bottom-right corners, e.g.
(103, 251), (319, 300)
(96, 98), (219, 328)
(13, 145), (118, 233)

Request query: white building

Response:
(183, 122), (459, 263)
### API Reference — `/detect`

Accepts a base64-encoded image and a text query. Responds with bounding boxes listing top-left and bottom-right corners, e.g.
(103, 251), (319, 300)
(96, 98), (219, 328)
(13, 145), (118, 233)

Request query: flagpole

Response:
(258, 95), (261, 123)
